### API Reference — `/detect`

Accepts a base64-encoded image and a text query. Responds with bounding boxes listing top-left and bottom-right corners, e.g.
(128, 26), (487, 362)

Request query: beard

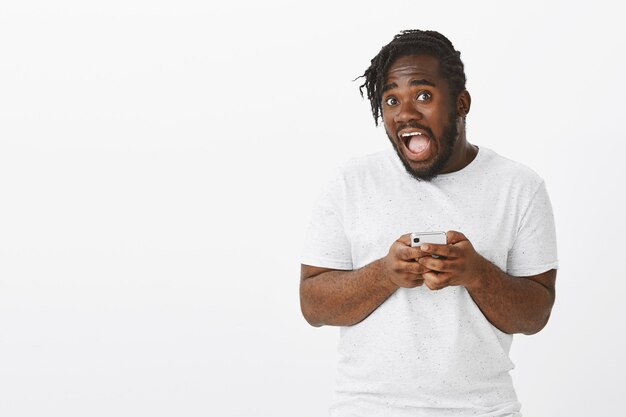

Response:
(385, 108), (459, 182)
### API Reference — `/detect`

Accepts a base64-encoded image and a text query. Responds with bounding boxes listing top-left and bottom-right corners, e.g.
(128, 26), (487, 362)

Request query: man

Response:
(300, 29), (558, 416)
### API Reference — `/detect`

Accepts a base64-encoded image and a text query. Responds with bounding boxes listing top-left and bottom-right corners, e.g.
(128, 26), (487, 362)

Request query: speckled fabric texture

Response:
(302, 147), (558, 417)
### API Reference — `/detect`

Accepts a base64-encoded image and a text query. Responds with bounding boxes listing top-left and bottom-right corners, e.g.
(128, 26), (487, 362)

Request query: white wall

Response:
(1, 1), (624, 416)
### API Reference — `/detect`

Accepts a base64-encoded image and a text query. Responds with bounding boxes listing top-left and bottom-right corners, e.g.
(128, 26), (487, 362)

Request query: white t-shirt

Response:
(301, 147), (558, 417)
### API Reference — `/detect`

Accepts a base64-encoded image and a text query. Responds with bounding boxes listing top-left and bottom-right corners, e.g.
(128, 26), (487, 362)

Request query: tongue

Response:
(408, 135), (429, 153)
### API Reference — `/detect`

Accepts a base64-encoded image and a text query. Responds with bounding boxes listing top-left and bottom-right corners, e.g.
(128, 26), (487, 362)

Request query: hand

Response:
(381, 234), (433, 288)
(417, 230), (487, 291)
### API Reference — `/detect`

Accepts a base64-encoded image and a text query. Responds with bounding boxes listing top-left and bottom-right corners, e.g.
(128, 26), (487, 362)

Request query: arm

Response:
(418, 231), (556, 335)
(300, 234), (431, 327)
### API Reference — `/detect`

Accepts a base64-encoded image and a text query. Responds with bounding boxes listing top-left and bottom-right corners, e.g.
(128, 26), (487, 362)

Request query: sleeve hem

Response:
(507, 261), (559, 277)
(300, 256), (353, 270)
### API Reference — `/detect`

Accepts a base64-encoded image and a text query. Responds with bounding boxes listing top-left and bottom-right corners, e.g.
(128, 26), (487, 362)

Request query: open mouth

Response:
(398, 130), (431, 158)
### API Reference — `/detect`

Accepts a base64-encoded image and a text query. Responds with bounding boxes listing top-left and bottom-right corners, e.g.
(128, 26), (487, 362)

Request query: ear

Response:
(456, 90), (471, 117)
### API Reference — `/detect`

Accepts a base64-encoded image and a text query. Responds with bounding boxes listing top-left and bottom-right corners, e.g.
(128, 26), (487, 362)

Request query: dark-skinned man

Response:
(300, 30), (558, 417)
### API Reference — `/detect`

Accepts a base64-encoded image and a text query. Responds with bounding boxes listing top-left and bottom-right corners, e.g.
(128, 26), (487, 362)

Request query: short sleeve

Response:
(507, 181), (559, 276)
(300, 171), (353, 270)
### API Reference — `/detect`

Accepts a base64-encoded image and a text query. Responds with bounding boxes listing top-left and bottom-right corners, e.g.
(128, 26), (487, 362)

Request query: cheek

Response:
(382, 110), (396, 130)
(427, 107), (451, 133)
(420, 103), (440, 118)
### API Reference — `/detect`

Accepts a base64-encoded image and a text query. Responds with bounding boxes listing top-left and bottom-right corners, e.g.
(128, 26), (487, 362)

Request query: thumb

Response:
(446, 230), (468, 245)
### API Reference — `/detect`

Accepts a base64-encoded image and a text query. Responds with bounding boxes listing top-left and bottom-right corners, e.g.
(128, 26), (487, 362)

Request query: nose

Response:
(394, 101), (422, 123)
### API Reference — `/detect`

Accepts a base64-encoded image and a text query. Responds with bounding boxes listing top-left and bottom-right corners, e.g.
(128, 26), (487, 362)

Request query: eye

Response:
(384, 97), (399, 106)
(417, 91), (432, 101)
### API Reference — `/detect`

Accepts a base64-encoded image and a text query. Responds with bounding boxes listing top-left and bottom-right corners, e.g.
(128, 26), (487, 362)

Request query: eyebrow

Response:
(382, 79), (436, 93)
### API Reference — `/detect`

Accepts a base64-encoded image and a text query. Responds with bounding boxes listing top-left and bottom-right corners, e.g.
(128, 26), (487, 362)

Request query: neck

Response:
(440, 125), (478, 174)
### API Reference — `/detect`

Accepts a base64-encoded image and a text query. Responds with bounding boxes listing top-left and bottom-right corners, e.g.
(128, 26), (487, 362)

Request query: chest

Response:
(343, 178), (521, 271)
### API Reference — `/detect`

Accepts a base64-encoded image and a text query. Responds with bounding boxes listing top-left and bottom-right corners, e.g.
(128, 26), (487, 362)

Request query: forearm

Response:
(466, 260), (556, 335)
(300, 259), (398, 327)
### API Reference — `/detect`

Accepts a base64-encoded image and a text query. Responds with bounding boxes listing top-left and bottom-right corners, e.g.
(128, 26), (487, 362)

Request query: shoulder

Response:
(478, 147), (544, 188)
(315, 149), (396, 203)
(322, 149), (402, 202)
(337, 149), (399, 182)
(342, 149), (394, 172)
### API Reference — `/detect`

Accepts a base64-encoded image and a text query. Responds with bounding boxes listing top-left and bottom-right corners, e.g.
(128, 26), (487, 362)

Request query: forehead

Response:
(384, 54), (443, 84)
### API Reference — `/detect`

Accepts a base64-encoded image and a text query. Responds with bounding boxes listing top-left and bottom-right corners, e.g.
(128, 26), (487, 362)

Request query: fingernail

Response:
(421, 245), (429, 251)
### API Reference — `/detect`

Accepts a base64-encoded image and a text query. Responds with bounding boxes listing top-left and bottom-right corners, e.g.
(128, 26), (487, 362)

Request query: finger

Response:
(417, 256), (450, 273)
(397, 233), (413, 246)
(392, 267), (426, 288)
(399, 260), (431, 275)
(404, 274), (425, 284)
(422, 271), (451, 291)
(419, 243), (460, 259)
(401, 277), (425, 288)
(397, 245), (430, 261)
(446, 230), (468, 245)
(422, 271), (443, 290)
(424, 280), (440, 291)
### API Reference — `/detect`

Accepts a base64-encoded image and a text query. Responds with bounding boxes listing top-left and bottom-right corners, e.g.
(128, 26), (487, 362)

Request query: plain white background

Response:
(1, 1), (624, 416)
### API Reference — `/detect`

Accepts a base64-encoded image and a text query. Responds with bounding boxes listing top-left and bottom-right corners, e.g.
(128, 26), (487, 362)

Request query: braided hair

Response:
(359, 30), (466, 126)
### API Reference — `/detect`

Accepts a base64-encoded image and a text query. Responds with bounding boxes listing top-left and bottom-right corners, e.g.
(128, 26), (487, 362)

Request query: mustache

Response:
(396, 122), (434, 138)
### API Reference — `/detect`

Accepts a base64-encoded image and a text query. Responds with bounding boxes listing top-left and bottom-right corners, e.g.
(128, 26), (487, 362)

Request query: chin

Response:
(407, 165), (440, 182)
(392, 144), (439, 181)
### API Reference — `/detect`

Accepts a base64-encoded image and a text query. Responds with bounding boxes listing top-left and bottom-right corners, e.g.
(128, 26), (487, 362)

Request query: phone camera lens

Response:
(413, 237), (420, 243)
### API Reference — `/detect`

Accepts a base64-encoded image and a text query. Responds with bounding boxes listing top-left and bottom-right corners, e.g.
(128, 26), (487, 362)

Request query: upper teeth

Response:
(401, 132), (422, 138)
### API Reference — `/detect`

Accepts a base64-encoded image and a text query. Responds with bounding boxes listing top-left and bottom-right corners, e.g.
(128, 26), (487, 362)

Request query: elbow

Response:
(304, 316), (324, 328)
(521, 283), (556, 335)
(299, 295), (325, 327)
(521, 309), (553, 335)
(521, 270), (557, 335)
(521, 324), (545, 336)
(299, 277), (329, 327)
(300, 306), (324, 327)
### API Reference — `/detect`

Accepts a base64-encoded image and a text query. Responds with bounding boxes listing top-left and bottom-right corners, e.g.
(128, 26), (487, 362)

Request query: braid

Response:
(359, 30), (466, 126)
